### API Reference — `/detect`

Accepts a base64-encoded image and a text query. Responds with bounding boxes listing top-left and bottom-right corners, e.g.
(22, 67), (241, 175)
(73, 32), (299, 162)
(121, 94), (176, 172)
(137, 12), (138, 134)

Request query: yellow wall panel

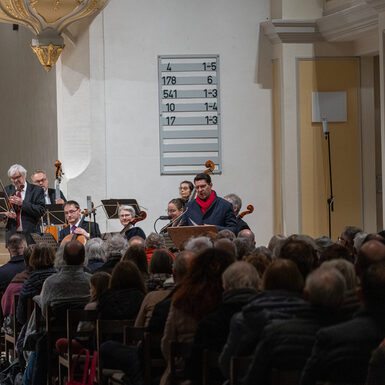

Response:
(298, 59), (361, 240)
(273, 60), (283, 234)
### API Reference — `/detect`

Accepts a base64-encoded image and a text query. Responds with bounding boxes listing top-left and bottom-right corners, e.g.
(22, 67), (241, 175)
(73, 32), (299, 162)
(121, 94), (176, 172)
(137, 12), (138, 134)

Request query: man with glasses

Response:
(3, 164), (45, 245)
(31, 170), (66, 204)
(180, 173), (237, 234)
(58, 200), (101, 244)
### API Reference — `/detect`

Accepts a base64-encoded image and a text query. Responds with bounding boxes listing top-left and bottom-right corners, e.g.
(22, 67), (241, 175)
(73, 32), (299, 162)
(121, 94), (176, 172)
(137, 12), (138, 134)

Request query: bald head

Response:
(356, 240), (385, 277)
(238, 229), (255, 244)
(63, 240), (85, 266)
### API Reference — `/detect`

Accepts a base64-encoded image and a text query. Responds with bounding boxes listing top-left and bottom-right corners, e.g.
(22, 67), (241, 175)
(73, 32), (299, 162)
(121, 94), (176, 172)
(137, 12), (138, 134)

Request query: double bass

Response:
(188, 160), (215, 202)
(44, 160), (65, 241)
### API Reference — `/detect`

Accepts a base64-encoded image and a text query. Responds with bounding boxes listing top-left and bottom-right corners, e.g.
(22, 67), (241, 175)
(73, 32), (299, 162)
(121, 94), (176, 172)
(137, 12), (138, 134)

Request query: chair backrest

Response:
(230, 356), (252, 385)
(169, 341), (192, 385)
(143, 331), (166, 385)
(123, 326), (145, 346)
(202, 349), (222, 385)
(271, 369), (300, 385)
(96, 318), (135, 384)
(66, 309), (98, 348)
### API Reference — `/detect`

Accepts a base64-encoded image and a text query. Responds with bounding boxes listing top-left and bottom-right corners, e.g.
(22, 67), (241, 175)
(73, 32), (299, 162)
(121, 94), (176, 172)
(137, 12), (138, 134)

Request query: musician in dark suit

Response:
(180, 173), (237, 233)
(58, 200), (101, 243)
(3, 164), (46, 245)
(31, 170), (66, 204)
(224, 193), (251, 235)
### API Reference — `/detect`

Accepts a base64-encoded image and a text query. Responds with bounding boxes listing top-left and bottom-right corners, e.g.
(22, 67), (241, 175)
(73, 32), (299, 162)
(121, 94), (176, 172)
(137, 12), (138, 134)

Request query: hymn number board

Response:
(158, 55), (222, 175)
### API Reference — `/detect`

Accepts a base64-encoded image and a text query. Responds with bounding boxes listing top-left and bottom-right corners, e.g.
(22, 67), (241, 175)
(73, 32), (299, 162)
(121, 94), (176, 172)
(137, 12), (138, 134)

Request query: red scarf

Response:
(196, 190), (216, 214)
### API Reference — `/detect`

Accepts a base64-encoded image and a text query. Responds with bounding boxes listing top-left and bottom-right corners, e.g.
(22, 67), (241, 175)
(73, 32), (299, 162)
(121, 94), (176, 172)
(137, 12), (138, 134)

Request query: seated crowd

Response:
(0, 225), (385, 385)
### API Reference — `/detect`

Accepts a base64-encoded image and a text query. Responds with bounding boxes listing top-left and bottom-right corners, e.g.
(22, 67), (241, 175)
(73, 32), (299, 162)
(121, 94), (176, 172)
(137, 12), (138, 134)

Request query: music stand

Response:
(30, 233), (58, 249)
(43, 204), (66, 226)
(101, 199), (141, 219)
(167, 225), (218, 250)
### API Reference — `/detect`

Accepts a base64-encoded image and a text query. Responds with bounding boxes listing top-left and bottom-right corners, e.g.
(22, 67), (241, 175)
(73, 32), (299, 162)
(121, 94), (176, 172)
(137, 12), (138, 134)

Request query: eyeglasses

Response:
(34, 178), (47, 184)
(64, 210), (78, 215)
(10, 174), (23, 181)
(120, 214), (132, 218)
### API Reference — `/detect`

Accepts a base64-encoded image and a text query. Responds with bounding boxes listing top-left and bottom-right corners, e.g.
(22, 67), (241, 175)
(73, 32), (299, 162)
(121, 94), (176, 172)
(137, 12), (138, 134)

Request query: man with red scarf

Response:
(180, 173), (237, 234)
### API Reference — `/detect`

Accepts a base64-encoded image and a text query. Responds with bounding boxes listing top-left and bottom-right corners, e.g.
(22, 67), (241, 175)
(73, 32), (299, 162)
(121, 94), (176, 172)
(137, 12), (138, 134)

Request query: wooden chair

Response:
(95, 319), (134, 385)
(4, 295), (21, 362)
(57, 309), (98, 385)
(169, 341), (192, 385)
(45, 300), (88, 385)
(202, 349), (222, 385)
(230, 356), (252, 385)
(271, 369), (300, 385)
(143, 331), (166, 385)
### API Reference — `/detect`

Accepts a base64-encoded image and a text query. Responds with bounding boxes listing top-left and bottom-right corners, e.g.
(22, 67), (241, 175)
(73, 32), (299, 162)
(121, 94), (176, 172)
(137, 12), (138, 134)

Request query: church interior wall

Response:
(56, 0), (274, 244)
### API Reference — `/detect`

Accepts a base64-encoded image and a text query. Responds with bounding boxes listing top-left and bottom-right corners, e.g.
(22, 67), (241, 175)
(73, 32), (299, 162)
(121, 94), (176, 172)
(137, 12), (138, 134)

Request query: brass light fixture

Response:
(0, 0), (110, 71)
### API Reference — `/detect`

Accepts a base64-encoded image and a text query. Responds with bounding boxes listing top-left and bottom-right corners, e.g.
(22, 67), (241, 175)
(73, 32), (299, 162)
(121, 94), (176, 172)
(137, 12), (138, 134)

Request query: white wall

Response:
(0, 24), (57, 183)
(57, 0), (274, 245)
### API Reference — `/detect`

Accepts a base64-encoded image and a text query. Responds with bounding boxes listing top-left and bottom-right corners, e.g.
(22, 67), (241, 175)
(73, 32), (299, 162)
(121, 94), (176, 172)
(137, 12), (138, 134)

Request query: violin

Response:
(238, 204), (254, 219)
(60, 208), (94, 246)
(0, 179), (23, 223)
(188, 160), (215, 202)
(120, 211), (147, 235)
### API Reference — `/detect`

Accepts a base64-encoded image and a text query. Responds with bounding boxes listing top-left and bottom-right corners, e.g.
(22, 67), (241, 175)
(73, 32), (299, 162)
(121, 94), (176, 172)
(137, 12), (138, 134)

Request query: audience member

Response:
(2, 244), (33, 320)
(96, 234), (127, 274)
(17, 244), (56, 324)
(216, 229), (236, 242)
(319, 243), (351, 264)
(184, 236), (212, 254)
(0, 234), (27, 291)
(243, 266), (346, 385)
(85, 238), (105, 273)
(144, 233), (166, 262)
(219, 259), (309, 378)
(338, 225), (363, 261)
(233, 237), (254, 260)
(238, 229), (256, 245)
(279, 237), (317, 279)
(146, 249), (173, 291)
(97, 261), (145, 320)
(214, 238), (237, 259)
(300, 261), (385, 384)
(186, 261), (259, 383)
(160, 248), (234, 385)
(122, 245), (149, 281)
(267, 234), (287, 258)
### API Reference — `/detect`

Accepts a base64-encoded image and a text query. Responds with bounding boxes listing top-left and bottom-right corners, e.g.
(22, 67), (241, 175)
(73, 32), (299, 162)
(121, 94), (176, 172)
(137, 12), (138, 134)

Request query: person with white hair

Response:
(118, 205), (146, 241)
(3, 164), (45, 245)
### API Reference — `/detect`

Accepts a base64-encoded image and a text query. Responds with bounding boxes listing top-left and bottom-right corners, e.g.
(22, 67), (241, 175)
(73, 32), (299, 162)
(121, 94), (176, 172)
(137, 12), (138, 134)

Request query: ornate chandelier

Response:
(0, 0), (110, 71)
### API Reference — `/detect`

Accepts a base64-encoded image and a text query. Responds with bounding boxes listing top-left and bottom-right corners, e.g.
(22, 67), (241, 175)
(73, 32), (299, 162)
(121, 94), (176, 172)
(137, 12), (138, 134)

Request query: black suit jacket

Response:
(58, 220), (101, 244)
(47, 188), (66, 204)
(5, 182), (45, 244)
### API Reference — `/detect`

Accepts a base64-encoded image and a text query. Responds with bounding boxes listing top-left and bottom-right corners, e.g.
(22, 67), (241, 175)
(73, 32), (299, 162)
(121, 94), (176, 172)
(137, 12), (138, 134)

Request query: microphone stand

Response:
(322, 119), (334, 239)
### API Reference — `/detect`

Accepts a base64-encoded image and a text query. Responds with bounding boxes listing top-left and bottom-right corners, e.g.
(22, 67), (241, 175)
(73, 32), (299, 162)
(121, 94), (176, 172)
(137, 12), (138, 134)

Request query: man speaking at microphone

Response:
(180, 173), (237, 233)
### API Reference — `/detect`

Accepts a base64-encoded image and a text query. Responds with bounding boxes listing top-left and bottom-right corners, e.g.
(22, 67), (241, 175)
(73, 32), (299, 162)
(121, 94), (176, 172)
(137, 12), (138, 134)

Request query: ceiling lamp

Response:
(0, 0), (110, 71)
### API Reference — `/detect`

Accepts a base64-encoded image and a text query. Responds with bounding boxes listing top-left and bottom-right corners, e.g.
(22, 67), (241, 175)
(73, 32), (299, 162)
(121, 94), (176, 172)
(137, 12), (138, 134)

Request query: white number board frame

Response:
(158, 54), (222, 175)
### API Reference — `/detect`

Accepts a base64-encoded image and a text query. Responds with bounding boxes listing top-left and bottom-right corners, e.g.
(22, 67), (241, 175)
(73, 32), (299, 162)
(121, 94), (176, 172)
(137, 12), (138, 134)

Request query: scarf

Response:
(196, 190), (216, 214)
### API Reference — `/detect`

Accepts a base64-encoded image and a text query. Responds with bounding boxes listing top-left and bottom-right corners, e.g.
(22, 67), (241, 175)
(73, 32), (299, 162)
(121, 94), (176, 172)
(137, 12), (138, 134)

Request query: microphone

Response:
(86, 195), (92, 216)
(159, 215), (172, 220)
